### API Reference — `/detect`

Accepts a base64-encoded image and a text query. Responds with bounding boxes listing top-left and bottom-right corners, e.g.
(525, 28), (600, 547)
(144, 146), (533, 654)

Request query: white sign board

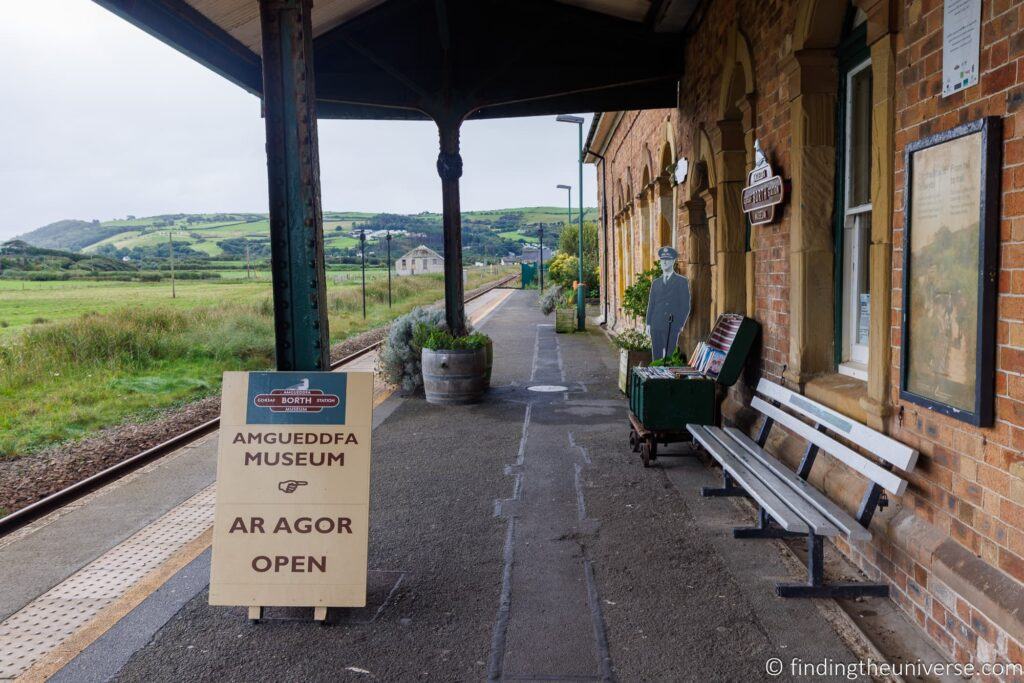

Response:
(209, 371), (374, 610)
(942, 0), (981, 97)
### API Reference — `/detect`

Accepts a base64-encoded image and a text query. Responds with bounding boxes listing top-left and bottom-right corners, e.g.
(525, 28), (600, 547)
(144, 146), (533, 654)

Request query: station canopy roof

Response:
(95, 0), (694, 121)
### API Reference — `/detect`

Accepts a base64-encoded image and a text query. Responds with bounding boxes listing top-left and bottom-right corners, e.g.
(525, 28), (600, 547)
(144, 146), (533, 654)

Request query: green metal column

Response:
(259, 0), (330, 371)
(576, 122), (585, 331)
(437, 120), (467, 337)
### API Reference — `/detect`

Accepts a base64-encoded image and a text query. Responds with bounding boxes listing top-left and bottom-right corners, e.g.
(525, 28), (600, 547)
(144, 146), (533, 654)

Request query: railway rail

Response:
(0, 272), (519, 536)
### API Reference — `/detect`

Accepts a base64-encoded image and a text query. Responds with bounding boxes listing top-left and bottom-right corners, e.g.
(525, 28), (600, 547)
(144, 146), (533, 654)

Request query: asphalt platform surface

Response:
(72, 290), (864, 682)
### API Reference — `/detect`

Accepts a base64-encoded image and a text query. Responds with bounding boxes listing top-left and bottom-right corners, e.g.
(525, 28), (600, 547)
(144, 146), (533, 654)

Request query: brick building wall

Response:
(591, 0), (1024, 673)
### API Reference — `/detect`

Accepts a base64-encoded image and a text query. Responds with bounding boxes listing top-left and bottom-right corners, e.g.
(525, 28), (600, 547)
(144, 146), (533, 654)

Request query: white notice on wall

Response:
(942, 0), (981, 97)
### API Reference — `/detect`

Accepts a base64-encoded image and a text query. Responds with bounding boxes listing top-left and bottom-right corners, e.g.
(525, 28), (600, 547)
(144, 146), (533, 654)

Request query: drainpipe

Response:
(586, 149), (609, 326)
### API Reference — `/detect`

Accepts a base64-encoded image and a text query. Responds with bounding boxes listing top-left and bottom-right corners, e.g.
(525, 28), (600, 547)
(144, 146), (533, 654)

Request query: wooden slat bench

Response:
(687, 379), (918, 598)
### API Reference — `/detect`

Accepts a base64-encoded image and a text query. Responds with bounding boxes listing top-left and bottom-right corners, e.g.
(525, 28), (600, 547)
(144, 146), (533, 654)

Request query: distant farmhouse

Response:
(396, 245), (443, 276)
(521, 244), (554, 263)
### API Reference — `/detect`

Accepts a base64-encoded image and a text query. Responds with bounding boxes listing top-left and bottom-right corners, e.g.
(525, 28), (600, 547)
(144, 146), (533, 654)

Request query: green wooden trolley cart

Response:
(628, 313), (760, 466)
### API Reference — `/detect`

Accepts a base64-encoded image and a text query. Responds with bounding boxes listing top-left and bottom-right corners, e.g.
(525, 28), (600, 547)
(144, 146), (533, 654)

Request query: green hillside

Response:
(0, 240), (135, 276)
(16, 207), (598, 264)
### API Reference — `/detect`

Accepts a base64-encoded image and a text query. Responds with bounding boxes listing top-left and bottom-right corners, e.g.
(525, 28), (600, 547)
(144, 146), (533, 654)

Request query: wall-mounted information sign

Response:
(210, 371), (374, 610)
(942, 0), (981, 97)
(741, 142), (784, 225)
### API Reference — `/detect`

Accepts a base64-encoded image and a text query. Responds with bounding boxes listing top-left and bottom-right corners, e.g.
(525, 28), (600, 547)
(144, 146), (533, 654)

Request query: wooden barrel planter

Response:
(422, 347), (488, 404)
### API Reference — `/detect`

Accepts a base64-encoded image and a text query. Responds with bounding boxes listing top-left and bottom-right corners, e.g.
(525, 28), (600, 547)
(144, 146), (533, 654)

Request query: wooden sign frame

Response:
(209, 371), (374, 621)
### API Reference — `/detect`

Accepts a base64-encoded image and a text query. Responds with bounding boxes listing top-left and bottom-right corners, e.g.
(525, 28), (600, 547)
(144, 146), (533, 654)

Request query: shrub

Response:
(546, 251), (599, 293)
(650, 349), (686, 367)
(547, 252), (576, 288)
(379, 306), (445, 392)
(417, 325), (490, 351)
(611, 329), (651, 352)
(539, 285), (564, 316)
(622, 267), (661, 320)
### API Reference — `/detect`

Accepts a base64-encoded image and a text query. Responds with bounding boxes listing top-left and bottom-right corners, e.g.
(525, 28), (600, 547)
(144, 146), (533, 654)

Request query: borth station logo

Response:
(253, 377), (341, 414)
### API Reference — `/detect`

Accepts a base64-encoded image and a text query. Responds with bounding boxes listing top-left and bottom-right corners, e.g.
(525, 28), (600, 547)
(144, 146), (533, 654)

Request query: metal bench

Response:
(687, 378), (918, 598)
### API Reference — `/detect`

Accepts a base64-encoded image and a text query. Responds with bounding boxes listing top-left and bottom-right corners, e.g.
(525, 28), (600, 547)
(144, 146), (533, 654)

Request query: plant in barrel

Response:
(416, 323), (493, 405)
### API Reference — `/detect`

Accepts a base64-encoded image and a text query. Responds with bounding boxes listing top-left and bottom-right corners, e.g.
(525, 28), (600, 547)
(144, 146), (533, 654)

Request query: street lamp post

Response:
(556, 114), (586, 331)
(359, 229), (367, 319)
(556, 183), (572, 226)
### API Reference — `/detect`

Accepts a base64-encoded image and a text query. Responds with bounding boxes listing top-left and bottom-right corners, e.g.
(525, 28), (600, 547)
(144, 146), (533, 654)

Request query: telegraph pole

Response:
(538, 225), (544, 291)
(168, 231), (176, 299)
(360, 229), (367, 319)
(385, 231), (393, 307)
(244, 236), (251, 279)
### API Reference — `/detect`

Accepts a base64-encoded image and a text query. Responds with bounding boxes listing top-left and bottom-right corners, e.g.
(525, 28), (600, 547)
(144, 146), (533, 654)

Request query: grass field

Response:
(0, 266), (393, 334)
(0, 267), (513, 457)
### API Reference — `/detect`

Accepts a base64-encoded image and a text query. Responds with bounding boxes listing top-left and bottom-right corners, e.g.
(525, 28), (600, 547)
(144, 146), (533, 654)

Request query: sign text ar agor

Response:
(209, 371), (373, 611)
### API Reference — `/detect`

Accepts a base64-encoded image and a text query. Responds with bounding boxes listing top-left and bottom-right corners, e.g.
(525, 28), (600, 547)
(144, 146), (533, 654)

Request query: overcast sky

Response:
(0, 1), (597, 239)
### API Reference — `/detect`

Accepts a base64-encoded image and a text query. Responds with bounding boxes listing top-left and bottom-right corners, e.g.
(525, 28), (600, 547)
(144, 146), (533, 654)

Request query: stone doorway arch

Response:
(656, 141), (675, 252)
(713, 25), (755, 320)
(639, 164), (653, 271)
(678, 127), (716, 357)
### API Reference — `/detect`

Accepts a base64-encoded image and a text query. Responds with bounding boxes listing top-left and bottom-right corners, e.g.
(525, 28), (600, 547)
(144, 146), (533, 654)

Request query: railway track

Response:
(0, 273), (519, 536)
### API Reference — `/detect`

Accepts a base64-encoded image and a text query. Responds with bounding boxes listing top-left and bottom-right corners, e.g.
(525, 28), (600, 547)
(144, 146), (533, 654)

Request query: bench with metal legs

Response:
(688, 379), (919, 599)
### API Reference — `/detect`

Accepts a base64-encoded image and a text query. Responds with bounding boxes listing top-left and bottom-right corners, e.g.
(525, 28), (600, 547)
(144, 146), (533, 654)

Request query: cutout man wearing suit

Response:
(645, 246), (691, 360)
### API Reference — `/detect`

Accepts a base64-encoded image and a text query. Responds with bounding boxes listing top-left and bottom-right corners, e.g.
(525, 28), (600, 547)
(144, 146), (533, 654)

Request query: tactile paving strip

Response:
(0, 485), (214, 679)
(0, 288), (512, 680)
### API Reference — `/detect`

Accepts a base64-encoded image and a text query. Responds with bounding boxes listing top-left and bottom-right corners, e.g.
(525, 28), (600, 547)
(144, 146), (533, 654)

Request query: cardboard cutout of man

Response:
(646, 246), (691, 360)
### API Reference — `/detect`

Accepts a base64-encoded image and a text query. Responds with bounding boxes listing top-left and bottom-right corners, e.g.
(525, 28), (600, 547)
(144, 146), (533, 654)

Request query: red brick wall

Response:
(875, 0), (1024, 666)
(890, 0), (1024, 573)
(595, 0), (1024, 672)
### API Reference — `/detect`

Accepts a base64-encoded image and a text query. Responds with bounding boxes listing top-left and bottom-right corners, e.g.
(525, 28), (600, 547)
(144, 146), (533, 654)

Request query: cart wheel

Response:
(641, 440), (654, 467)
(649, 439), (659, 461)
(629, 429), (640, 453)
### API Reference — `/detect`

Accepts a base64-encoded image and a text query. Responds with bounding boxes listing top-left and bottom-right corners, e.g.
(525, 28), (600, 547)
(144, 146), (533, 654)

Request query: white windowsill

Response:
(837, 361), (868, 382)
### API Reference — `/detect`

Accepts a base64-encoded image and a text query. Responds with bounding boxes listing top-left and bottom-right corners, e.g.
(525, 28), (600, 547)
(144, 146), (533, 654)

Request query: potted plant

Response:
(539, 284), (564, 316)
(416, 324), (492, 405)
(612, 329), (652, 396)
(554, 287), (577, 334)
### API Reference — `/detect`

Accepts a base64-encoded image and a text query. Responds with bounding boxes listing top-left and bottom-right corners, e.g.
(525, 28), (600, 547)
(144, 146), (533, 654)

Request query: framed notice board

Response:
(900, 117), (1001, 427)
(209, 371), (374, 610)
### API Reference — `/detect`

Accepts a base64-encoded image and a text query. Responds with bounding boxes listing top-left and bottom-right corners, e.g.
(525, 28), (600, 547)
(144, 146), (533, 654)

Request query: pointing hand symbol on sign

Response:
(278, 480), (309, 494)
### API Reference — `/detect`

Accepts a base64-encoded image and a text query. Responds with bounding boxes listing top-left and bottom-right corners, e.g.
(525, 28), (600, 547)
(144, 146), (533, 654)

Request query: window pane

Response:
(848, 64), (873, 208)
(855, 212), (871, 347)
(842, 211), (872, 362)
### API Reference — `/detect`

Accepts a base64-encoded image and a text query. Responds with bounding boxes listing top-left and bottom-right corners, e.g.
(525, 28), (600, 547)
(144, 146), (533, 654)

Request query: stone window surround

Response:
(784, 0), (896, 432)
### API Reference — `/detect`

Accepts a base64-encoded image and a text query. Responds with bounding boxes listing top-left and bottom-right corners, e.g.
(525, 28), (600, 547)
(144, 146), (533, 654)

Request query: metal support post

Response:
(733, 507), (803, 539)
(701, 470), (748, 498)
(576, 121), (585, 331)
(436, 120), (467, 336)
(259, 0), (330, 371)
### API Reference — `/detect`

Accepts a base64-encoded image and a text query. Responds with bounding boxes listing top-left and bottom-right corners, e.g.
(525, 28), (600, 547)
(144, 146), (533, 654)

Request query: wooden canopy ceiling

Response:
(94, 0), (695, 121)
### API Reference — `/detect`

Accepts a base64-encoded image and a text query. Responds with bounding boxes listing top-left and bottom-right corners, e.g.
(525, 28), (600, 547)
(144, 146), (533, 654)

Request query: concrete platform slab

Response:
(86, 291), (873, 682)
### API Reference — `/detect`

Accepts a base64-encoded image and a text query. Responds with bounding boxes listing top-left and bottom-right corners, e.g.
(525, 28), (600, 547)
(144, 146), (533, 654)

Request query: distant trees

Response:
(217, 238), (270, 259)
(549, 221), (600, 293)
